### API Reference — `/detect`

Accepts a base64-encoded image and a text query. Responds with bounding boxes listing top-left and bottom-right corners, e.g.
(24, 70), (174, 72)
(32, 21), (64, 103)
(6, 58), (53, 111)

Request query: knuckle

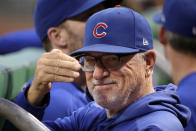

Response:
(53, 74), (57, 81)
(41, 52), (49, 58)
(54, 67), (60, 74)
(37, 59), (42, 65)
(37, 64), (44, 71)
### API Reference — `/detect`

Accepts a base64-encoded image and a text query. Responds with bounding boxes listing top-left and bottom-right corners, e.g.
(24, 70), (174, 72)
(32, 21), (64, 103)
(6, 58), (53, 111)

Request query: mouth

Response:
(94, 83), (116, 89)
(92, 79), (117, 90)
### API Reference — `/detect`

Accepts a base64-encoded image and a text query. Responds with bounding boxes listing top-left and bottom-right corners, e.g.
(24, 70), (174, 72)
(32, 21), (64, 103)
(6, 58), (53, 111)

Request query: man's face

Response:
(85, 52), (146, 110)
(58, 3), (106, 55)
(60, 20), (86, 54)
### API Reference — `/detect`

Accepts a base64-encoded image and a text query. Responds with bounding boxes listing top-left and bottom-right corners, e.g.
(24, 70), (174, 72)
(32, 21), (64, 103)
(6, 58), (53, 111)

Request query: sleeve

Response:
(42, 105), (92, 131)
(15, 86), (50, 120)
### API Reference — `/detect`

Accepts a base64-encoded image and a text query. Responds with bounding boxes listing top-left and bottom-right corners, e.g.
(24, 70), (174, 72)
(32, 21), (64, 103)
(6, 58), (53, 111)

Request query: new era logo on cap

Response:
(93, 22), (108, 38)
(143, 38), (149, 45)
(193, 27), (196, 36)
(161, 14), (166, 23)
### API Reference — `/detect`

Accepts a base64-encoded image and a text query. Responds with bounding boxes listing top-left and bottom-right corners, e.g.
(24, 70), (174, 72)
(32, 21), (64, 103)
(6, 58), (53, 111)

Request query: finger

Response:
(42, 50), (77, 62)
(43, 66), (80, 78)
(40, 58), (81, 71)
(43, 73), (75, 83)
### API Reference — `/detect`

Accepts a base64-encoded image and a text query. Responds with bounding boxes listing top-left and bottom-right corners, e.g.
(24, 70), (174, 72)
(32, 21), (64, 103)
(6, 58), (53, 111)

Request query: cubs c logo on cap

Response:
(93, 22), (108, 38)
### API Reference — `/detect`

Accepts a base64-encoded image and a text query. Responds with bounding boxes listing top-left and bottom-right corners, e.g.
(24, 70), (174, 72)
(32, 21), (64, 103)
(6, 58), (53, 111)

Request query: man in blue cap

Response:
(19, 0), (123, 121)
(3, 0), (122, 129)
(14, 7), (190, 130)
(154, 0), (196, 130)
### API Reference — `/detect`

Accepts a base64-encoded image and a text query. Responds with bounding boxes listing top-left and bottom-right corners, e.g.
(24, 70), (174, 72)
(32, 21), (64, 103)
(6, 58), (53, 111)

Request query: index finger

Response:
(43, 49), (77, 62)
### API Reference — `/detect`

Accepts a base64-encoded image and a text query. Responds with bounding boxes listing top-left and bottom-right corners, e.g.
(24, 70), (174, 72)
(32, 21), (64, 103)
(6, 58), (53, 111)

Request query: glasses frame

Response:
(75, 53), (132, 72)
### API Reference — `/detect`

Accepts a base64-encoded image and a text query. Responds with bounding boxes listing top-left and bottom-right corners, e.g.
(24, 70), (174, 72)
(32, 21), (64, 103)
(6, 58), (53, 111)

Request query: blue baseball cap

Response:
(0, 29), (42, 54)
(153, 0), (196, 37)
(34, 0), (105, 41)
(71, 7), (153, 56)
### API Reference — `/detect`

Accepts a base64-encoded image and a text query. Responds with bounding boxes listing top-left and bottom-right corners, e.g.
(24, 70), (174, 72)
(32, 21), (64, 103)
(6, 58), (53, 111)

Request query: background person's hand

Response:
(27, 49), (81, 105)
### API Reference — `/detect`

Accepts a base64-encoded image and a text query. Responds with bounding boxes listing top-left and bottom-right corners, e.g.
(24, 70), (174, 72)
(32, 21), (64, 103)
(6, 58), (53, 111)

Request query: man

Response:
(15, 7), (190, 130)
(154, 0), (196, 130)
(13, 0), (122, 121)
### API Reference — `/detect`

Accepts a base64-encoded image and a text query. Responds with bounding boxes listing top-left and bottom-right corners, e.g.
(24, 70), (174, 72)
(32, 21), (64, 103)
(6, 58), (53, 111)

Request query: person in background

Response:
(154, 0), (196, 130)
(0, 29), (42, 54)
(15, 6), (190, 130)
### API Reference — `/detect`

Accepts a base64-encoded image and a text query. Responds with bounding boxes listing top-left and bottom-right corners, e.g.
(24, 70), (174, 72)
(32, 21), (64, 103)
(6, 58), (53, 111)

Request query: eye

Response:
(108, 56), (118, 61)
(83, 56), (96, 68)
(104, 55), (118, 62)
(102, 55), (119, 68)
(84, 56), (96, 63)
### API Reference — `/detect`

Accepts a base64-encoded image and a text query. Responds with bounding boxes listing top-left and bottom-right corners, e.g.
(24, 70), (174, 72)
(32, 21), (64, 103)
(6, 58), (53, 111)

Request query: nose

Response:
(93, 61), (109, 80)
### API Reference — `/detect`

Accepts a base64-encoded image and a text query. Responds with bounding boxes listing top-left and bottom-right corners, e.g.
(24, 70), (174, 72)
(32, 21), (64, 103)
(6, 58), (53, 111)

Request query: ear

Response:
(158, 26), (168, 46)
(144, 50), (156, 77)
(47, 27), (67, 48)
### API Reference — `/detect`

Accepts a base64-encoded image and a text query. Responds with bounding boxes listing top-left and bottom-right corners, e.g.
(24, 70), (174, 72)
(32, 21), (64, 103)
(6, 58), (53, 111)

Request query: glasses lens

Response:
(83, 56), (96, 72)
(102, 55), (120, 70)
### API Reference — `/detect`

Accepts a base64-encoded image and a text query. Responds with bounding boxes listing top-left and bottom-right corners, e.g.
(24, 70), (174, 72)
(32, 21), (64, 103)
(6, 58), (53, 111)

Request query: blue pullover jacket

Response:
(16, 84), (191, 131)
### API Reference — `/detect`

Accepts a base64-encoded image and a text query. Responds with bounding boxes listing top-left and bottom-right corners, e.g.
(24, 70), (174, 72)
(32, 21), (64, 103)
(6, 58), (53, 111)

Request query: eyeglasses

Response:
(75, 54), (131, 72)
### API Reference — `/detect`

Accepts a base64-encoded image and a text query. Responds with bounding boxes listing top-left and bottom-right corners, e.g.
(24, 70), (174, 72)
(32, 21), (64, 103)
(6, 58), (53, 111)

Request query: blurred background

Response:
(0, 0), (163, 35)
(0, 0), (38, 35)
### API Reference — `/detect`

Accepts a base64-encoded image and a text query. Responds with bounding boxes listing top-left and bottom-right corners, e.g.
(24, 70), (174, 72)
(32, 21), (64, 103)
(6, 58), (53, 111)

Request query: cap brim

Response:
(153, 13), (164, 24)
(70, 44), (140, 56)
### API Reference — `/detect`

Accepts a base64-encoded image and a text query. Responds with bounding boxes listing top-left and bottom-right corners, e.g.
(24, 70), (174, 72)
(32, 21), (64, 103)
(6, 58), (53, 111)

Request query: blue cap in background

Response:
(71, 7), (153, 56)
(34, 0), (105, 41)
(0, 29), (42, 54)
(153, 0), (196, 37)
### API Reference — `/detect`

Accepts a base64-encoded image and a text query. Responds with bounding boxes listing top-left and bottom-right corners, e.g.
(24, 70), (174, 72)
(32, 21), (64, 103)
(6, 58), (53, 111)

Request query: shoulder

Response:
(63, 102), (106, 130)
(50, 82), (85, 100)
(74, 102), (106, 124)
(177, 73), (196, 103)
(178, 72), (196, 92)
(154, 83), (177, 92)
(136, 111), (184, 131)
(78, 102), (105, 115)
(64, 102), (105, 118)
